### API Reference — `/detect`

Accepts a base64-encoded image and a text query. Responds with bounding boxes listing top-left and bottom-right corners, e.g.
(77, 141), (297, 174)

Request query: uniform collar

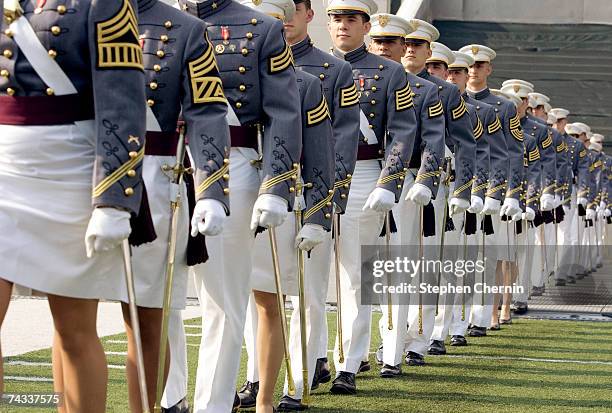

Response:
(466, 87), (491, 100)
(416, 68), (429, 79)
(291, 36), (314, 59)
(333, 43), (368, 64)
(138, 0), (156, 13)
(183, 0), (231, 18)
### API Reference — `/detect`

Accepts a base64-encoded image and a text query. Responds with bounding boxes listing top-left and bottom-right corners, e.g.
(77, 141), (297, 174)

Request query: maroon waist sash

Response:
(145, 131), (180, 156)
(357, 144), (383, 161)
(230, 125), (258, 149)
(0, 95), (94, 125)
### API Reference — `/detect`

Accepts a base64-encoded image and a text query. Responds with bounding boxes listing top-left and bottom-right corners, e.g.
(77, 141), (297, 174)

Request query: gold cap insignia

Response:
(513, 85), (520, 93)
(471, 45), (479, 55)
(252, 0), (262, 5)
(379, 15), (389, 27)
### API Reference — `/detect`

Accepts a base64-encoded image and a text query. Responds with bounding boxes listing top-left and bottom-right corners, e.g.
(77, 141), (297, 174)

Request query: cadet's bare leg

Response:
(0, 279), (12, 395)
(254, 290), (284, 413)
(48, 294), (106, 413)
(490, 262), (503, 328)
(121, 304), (170, 413)
(52, 333), (68, 413)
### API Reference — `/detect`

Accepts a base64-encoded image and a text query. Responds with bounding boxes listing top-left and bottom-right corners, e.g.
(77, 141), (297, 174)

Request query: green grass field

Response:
(4, 313), (612, 412)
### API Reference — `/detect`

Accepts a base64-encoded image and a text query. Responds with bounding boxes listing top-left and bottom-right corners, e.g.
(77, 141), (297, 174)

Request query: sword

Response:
(154, 124), (192, 413)
(294, 168), (311, 405)
(554, 208), (559, 274)
(385, 211), (393, 331)
(435, 158), (452, 317)
(256, 123), (296, 396)
(121, 240), (151, 413)
(481, 216), (486, 307)
(418, 205), (424, 335)
(333, 213), (345, 364)
(461, 228), (467, 321)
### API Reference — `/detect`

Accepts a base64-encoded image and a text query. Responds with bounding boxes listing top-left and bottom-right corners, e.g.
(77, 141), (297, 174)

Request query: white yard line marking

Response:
(5, 375), (53, 382)
(185, 333), (201, 337)
(105, 351), (127, 356)
(184, 324), (201, 329)
(6, 359), (126, 370)
(105, 340), (128, 344)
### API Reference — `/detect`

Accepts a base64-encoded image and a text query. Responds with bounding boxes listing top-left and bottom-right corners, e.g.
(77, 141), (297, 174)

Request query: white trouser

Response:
(557, 204), (578, 280)
(332, 160), (384, 374)
(545, 221), (556, 276)
(469, 215), (499, 328)
(162, 309), (188, 408)
(533, 223), (552, 288)
(192, 149), (260, 413)
(515, 223), (536, 303)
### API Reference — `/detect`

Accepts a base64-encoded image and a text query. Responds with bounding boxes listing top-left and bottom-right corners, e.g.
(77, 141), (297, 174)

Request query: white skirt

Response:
(0, 122), (124, 300)
(128, 155), (189, 309)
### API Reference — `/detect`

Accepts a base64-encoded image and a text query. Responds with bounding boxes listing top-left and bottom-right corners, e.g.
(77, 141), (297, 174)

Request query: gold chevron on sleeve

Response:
(541, 131), (553, 149)
(509, 113), (521, 130)
(196, 163), (229, 196)
(339, 83), (359, 107)
(473, 116), (484, 139)
(303, 190), (334, 220)
(92, 147), (144, 198)
(268, 43), (293, 74)
(96, 0), (143, 70)
(306, 95), (331, 126)
(579, 149), (587, 158)
(453, 178), (474, 196)
(395, 83), (414, 111)
(487, 116), (502, 135)
(528, 148), (540, 162)
(556, 142), (565, 153)
(472, 182), (488, 193)
(510, 126), (524, 141)
(451, 97), (467, 120)
(428, 101), (444, 118)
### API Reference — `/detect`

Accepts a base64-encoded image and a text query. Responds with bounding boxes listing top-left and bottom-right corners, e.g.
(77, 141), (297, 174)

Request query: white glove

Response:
(85, 208), (131, 258)
(540, 194), (555, 212)
(467, 195), (484, 214)
(449, 197), (470, 216)
(524, 207), (536, 221)
(363, 187), (396, 213)
(294, 223), (326, 252)
(250, 194), (289, 231)
(512, 210), (522, 221)
(404, 183), (433, 206)
(563, 204), (570, 213)
(554, 195), (562, 208)
(577, 197), (588, 207)
(482, 197), (501, 215)
(586, 208), (597, 221)
(191, 199), (226, 237)
(500, 197), (521, 217)
(605, 208), (611, 218)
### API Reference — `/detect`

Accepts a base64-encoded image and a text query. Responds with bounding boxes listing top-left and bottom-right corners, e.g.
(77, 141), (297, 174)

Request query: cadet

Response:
(236, 1), (335, 411)
(402, 22), (476, 366)
(460, 44), (524, 332)
(0, 1), (146, 411)
(179, 0), (302, 411)
(326, 0), (419, 394)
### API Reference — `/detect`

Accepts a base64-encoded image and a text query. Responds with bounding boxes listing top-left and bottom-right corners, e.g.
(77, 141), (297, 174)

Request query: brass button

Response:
(368, 124), (373, 129)
(246, 32), (253, 39)
(371, 86), (377, 92)
(149, 82), (158, 90)
(341, 194), (347, 199)
(129, 151), (139, 159)
(235, 101), (242, 109)
(241, 47), (248, 56)
(147, 99), (155, 107)
(363, 137), (368, 143)
(223, 173), (230, 180)
(319, 74), (325, 80)
(323, 62), (330, 68)
(161, 34), (169, 42)
(378, 64), (384, 70)
(415, 82), (421, 88)
(164, 20), (172, 29)
(46, 88), (54, 96)
(347, 174), (352, 178)
(6, 87), (15, 96)
(3, 49), (12, 59)
(57, 5), (67, 14)
(4, 29), (13, 38)
(397, 184), (402, 189)
(224, 188), (230, 195)
(153, 64), (161, 72)
(326, 201), (332, 207)
(48, 49), (57, 58)
(51, 26), (61, 35)
(438, 85), (443, 90)
(370, 99), (376, 105)
(239, 66), (246, 73)
(374, 74), (379, 80)
(127, 169), (137, 178)
(223, 158), (230, 164)
(251, 18), (258, 25)
(239, 84), (246, 92)
(124, 187), (134, 196)
(289, 187), (295, 193)
(156, 50), (165, 58)
(369, 113), (374, 118)
(0, 69), (9, 78)
(325, 213), (331, 219)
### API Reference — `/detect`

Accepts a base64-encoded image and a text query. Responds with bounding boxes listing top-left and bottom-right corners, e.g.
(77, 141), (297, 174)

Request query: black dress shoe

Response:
(405, 351), (425, 366)
(513, 302), (528, 315)
(237, 380), (258, 409)
(467, 326), (487, 337)
(567, 276), (576, 284)
(450, 335), (467, 346)
(330, 371), (356, 395)
(311, 358), (331, 390)
(375, 343), (383, 365)
(428, 340), (446, 355)
(161, 397), (190, 413)
(277, 395), (307, 411)
(232, 392), (241, 413)
(555, 279), (566, 286)
(380, 363), (401, 378)
(357, 360), (370, 373)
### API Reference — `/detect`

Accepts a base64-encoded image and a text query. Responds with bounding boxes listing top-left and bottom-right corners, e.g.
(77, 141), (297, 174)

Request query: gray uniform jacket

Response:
(405, 72), (445, 197)
(524, 118), (556, 196)
(291, 36), (359, 213)
(417, 70), (475, 202)
(523, 129), (541, 210)
(0, 0), (147, 214)
(464, 101), (487, 200)
(467, 88), (523, 202)
(139, 0), (230, 209)
(603, 154), (611, 209)
(181, 0), (301, 209)
(587, 149), (604, 208)
(464, 94), (507, 201)
(296, 70), (334, 230)
(332, 44), (418, 201)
